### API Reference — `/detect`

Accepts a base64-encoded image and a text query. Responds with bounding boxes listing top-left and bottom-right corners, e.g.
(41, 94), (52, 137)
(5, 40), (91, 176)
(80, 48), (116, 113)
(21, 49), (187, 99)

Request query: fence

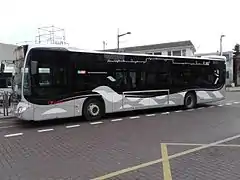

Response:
(0, 91), (17, 117)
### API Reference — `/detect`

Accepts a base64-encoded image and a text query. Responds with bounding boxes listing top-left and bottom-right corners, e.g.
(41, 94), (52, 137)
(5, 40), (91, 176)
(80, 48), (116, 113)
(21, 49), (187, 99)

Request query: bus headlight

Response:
(18, 106), (27, 114)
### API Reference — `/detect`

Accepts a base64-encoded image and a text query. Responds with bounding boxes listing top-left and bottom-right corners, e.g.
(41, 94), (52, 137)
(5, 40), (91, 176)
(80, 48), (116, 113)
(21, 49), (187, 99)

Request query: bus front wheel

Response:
(83, 98), (104, 121)
(184, 92), (197, 109)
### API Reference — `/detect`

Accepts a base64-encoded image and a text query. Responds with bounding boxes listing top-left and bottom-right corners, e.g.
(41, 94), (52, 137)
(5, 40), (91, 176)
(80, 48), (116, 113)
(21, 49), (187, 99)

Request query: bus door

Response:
(151, 72), (170, 107)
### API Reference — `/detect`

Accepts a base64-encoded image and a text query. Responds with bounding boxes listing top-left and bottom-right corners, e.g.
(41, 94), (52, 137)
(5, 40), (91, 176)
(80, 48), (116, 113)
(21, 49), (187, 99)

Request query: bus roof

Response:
(23, 44), (226, 62)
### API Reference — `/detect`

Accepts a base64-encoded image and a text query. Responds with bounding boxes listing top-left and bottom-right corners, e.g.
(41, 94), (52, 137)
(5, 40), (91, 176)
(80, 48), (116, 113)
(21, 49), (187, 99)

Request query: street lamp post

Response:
(117, 29), (131, 52)
(103, 41), (107, 50)
(220, 34), (225, 56)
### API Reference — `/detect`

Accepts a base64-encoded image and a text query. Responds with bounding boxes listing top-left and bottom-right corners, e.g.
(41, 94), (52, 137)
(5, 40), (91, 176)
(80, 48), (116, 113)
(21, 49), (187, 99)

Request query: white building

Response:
(0, 43), (17, 89)
(0, 43), (17, 62)
(0, 42), (17, 72)
(105, 40), (196, 57)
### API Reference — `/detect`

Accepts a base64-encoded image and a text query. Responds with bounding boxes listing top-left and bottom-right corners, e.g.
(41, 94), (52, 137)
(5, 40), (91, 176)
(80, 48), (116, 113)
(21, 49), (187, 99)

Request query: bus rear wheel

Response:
(184, 92), (197, 109)
(83, 98), (104, 121)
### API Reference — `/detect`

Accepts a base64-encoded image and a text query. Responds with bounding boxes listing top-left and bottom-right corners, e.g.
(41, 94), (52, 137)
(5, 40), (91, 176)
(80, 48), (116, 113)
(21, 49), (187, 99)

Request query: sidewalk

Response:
(0, 107), (15, 119)
(226, 86), (240, 92)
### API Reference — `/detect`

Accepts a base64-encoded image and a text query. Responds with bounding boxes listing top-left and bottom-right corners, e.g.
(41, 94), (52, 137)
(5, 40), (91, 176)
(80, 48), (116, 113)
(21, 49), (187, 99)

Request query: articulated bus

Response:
(12, 44), (226, 121)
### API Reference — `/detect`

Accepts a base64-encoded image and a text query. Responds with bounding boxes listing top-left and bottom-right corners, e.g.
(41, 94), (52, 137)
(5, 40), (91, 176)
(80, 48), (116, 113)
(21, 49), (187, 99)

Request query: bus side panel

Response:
(92, 86), (121, 113)
(93, 86), (187, 112)
(196, 86), (225, 104)
(168, 91), (186, 106)
(33, 100), (75, 121)
(74, 98), (87, 117)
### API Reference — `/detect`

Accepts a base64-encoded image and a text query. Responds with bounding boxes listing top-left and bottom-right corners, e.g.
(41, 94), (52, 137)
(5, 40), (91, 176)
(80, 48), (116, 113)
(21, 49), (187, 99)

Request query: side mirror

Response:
(31, 61), (38, 75)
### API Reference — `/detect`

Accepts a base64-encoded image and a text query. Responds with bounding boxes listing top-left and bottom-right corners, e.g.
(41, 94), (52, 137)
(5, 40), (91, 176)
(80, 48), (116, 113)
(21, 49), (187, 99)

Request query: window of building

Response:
(226, 71), (229, 79)
(182, 49), (186, 56)
(168, 51), (172, 56)
(154, 52), (162, 55)
(172, 50), (181, 56)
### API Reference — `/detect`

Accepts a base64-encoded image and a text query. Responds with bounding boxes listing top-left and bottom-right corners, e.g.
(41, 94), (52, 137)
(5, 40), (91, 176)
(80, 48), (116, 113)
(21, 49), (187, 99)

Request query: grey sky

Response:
(0, 0), (239, 53)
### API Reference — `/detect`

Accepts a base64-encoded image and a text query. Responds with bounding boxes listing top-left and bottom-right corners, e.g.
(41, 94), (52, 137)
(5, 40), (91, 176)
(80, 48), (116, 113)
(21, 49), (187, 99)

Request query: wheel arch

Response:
(82, 95), (106, 116)
(184, 90), (197, 108)
(185, 90), (197, 99)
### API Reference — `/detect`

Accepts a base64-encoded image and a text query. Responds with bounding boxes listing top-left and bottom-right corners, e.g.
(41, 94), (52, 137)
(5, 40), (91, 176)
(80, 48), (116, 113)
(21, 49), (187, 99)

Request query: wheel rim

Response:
(87, 103), (100, 117)
(186, 96), (193, 107)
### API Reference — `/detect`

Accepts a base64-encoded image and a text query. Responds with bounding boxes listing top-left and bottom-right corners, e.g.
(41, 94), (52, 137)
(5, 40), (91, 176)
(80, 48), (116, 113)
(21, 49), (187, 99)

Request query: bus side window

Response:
(129, 72), (136, 89)
(146, 73), (156, 89)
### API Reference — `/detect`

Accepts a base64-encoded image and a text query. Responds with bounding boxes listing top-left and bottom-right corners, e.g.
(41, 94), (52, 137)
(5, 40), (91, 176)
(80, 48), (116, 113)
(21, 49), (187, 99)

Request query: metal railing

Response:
(0, 91), (18, 117)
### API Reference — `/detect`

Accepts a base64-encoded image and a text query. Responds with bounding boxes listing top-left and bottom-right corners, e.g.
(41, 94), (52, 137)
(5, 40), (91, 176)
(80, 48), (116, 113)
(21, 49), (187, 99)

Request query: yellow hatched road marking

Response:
(165, 142), (240, 147)
(91, 134), (240, 180)
(91, 158), (163, 180)
(161, 143), (172, 180)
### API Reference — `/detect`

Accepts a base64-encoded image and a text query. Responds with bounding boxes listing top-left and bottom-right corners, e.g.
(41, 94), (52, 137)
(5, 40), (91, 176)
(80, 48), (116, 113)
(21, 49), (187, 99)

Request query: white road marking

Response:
(226, 103), (232, 106)
(66, 124), (80, 128)
(0, 125), (18, 129)
(161, 112), (170, 115)
(197, 107), (205, 110)
(174, 110), (183, 113)
(90, 121), (103, 125)
(130, 116), (140, 119)
(218, 104), (224, 107)
(233, 101), (240, 104)
(111, 118), (123, 122)
(37, 128), (54, 133)
(186, 109), (194, 111)
(4, 133), (23, 138)
(208, 106), (215, 108)
(146, 114), (156, 117)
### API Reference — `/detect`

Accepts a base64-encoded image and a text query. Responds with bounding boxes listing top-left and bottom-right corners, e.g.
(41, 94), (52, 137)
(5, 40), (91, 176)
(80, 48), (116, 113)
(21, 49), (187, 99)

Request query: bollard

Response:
(5, 92), (9, 116)
(3, 92), (6, 116)
(3, 92), (9, 116)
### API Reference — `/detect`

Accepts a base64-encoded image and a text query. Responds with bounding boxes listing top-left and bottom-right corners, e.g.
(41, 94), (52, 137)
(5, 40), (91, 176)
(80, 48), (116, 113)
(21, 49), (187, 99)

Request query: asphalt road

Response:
(1, 92), (240, 180)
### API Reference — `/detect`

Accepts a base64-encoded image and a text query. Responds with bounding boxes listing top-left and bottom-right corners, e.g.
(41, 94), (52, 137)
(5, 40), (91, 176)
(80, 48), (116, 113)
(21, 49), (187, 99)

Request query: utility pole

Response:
(220, 34), (225, 56)
(117, 28), (131, 52)
(35, 25), (67, 45)
(117, 28), (120, 52)
(103, 41), (107, 50)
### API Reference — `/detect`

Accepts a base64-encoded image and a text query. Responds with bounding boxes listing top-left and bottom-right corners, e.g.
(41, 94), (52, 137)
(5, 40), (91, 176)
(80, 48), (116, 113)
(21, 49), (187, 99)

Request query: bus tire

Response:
(83, 98), (104, 121)
(184, 91), (197, 109)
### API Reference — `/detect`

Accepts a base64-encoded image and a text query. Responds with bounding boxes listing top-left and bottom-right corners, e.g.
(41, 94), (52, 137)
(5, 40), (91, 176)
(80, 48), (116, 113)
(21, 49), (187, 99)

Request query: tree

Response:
(233, 44), (240, 57)
(233, 44), (240, 86)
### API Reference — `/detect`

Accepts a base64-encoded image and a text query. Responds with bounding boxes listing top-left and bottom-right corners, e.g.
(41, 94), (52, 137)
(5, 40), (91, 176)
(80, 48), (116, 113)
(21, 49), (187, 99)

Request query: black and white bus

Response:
(13, 44), (226, 121)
